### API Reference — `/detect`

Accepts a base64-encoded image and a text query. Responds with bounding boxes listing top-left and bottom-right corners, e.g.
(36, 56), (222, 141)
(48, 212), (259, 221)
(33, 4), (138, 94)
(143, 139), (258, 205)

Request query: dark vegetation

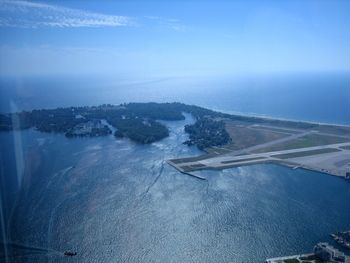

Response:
(282, 259), (299, 263)
(113, 119), (169, 144)
(299, 254), (323, 263)
(66, 126), (112, 137)
(271, 148), (340, 159)
(0, 102), (225, 146)
(184, 118), (231, 150)
(2, 102), (346, 149)
(65, 120), (112, 137)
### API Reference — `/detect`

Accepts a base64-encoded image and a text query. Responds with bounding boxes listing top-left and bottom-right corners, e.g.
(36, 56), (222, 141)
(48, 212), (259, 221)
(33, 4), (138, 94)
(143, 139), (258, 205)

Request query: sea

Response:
(0, 73), (350, 262)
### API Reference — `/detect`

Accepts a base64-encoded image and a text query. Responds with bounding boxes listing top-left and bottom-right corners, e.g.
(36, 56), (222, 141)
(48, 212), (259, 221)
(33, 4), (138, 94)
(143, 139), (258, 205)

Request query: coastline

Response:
(210, 107), (350, 128)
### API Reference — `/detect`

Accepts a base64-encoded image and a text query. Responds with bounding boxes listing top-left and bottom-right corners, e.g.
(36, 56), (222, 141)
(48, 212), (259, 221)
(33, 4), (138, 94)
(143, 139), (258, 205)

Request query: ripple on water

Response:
(7, 117), (350, 263)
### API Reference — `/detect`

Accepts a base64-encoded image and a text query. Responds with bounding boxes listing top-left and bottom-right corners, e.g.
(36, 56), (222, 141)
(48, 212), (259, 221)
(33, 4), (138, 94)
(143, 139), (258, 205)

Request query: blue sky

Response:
(0, 0), (350, 77)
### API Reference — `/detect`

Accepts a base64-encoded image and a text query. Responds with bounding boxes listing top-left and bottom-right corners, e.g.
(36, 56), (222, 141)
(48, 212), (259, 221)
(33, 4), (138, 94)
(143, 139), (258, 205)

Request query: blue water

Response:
(1, 72), (350, 124)
(1, 73), (350, 262)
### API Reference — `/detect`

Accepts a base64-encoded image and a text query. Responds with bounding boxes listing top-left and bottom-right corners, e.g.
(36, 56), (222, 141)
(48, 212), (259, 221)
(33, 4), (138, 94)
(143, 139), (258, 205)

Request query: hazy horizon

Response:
(0, 0), (350, 78)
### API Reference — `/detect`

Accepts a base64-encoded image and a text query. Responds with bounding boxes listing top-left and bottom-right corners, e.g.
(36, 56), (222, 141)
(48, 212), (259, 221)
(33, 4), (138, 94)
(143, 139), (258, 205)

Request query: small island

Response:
(184, 117), (231, 150)
(2, 102), (350, 180)
(0, 102), (231, 145)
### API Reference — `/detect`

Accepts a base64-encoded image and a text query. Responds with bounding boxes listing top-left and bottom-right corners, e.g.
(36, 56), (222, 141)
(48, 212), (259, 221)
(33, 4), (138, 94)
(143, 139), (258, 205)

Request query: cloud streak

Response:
(0, 0), (134, 28)
(143, 15), (190, 32)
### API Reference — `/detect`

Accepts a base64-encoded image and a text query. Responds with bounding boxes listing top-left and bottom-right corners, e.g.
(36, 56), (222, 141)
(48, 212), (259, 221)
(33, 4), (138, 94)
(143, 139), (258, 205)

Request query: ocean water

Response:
(1, 72), (350, 124)
(1, 73), (350, 262)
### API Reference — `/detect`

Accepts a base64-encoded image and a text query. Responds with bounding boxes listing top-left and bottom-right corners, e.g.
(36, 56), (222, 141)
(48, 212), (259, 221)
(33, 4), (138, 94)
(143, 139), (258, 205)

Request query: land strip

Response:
(169, 117), (350, 179)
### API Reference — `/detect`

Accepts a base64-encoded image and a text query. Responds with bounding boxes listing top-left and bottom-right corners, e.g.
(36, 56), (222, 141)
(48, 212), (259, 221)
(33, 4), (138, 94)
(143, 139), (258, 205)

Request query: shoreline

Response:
(2, 101), (350, 128)
(210, 107), (350, 128)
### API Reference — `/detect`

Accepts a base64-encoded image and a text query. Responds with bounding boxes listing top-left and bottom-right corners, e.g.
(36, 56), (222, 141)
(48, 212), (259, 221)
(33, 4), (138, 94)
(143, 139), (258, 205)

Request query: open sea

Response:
(1, 73), (350, 262)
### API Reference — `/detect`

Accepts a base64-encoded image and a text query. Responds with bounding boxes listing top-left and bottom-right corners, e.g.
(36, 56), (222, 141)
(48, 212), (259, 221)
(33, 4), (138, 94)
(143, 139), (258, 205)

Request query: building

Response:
(345, 172), (350, 180)
(314, 242), (349, 262)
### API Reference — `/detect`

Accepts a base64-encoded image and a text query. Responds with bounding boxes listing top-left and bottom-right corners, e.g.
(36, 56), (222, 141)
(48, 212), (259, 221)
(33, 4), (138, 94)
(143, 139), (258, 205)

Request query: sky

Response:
(0, 0), (350, 78)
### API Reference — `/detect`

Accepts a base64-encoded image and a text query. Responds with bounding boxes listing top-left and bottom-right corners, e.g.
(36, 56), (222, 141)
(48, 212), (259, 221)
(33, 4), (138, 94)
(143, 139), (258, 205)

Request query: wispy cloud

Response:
(144, 15), (190, 32)
(0, 0), (134, 28)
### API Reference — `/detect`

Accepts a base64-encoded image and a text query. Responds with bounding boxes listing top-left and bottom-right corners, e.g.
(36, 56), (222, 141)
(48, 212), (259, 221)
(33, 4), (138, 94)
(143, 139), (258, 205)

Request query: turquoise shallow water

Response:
(1, 115), (350, 262)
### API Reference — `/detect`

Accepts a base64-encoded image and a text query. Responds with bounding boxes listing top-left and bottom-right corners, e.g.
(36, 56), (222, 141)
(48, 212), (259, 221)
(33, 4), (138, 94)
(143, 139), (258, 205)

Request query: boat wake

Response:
(0, 242), (62, 259)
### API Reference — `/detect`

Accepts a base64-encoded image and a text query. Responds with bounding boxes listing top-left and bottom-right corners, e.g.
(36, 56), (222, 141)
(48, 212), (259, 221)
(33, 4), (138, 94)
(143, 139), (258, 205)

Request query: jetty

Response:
(167, 160), (206, 180)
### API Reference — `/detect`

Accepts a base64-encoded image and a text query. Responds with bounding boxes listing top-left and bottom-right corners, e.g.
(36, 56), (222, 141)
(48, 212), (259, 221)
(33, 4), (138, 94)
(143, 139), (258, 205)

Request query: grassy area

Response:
(250, 125), (301, 134)
(314, 125), (350, 136)
(272, 148), (340, 159)
(221, 156), (266, 164)
(300, 254), (322, 263)
(188, 163), (206, 168)
(254, 134), (350, 153)
(206, 147), (232, 154)
(227, 113), (350, 136)
(224, 122), (288, 151)
(169, 110), (350, 171)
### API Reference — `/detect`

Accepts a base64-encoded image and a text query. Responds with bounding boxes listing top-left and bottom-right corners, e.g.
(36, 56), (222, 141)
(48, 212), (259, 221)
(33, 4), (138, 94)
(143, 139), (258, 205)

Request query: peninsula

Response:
(2, 102), (350, 179)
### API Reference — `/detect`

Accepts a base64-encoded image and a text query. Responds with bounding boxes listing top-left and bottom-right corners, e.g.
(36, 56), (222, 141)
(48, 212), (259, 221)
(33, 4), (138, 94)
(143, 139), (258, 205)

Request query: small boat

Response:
(64, 251), (77, 256)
